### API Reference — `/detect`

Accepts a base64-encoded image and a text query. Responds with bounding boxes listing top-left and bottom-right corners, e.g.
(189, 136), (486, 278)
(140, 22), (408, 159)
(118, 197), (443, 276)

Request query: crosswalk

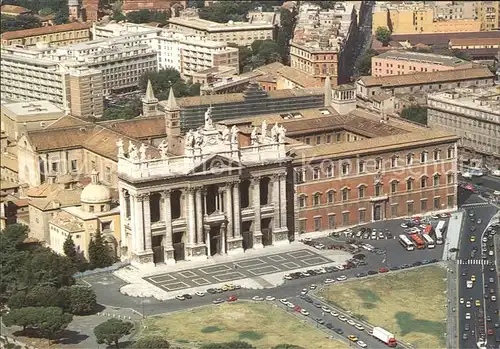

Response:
(461, 202), (492, 208)
(458, 259), (491, 265)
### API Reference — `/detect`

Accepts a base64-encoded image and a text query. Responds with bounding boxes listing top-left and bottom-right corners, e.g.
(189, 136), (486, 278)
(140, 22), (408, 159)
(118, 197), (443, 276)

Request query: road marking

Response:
(282, 261), (301, 269)
(266, 254), (287, 263)
(288, 250), (315, 259)
(212, 272), (246, 282)
(177, 270), (198, 278)
(458, 259), (491, 265)
(247, 265), (281, 276)
(159, 281), (190, 291)
(148, 274), (176, 283)
(301, 256), (330, 266)
(199, 265), (232, 274)
(191, 277), (211, 286)
(234, 258), (266, 268)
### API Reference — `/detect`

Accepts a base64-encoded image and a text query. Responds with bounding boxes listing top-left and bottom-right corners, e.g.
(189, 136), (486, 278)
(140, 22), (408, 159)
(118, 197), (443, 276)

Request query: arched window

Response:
(341, 188), (349, 201)
(390, 180), (399, 193)
(313, 192), (321, 206)
(420, 176), (428, 188)
(406, 153), (414, 165)
(342, 163), (350, 176)
(406, 178), (414, 191)
(447, 172), (454, 184)
(326, 190), (335, 204)
(433, 173), (441, 187)
(420, 151), (428, 163)
(298, 194), (307, 208)
(358, 185), (366, 199)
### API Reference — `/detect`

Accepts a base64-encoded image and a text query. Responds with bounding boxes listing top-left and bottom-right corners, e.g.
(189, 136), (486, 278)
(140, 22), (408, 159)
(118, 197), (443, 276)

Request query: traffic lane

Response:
(458, 267), (485, 343)
(469, 175), (500, 191)
(291, 296), (382, 348)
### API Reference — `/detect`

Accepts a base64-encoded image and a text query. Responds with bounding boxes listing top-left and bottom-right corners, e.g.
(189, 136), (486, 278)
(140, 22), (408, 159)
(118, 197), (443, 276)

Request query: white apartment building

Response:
(93, 22), (239, 78)
(427, 86), (500, 168)
(168, 17), (274, 46)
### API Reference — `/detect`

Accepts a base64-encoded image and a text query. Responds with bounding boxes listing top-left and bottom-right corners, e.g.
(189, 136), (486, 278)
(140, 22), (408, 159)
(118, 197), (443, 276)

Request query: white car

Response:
(492, 296), (497, 301)
(265, 296), (276, 301)
(175, 295), (185, 301)
(336, 265), (345, 271)
(286, 302), (295, 308)
(400, 222), (409, 228)
(310, 284), (318, 290)
(355, 324), (365, 331)
(489, 250), (494, 256)
(324, 278), (335, 284)
(300, 289), (308, 295)
(410, 227), (421, 234)
(357, 341), (367, 348)
(462, 172), (472, 178)
(300, 309), (309, 316)
(314, 244), (326, 250)
(465, 301), (471, 308)
(465, 313), (471, 320)
(492, 170), (500, 177)
(347, 319), (356, 326)
(252, 296), (264, 301)
(440, 213), (449, 218)
(331, 311), (339, 317)
(338, 315), (347, 321)
(279, 298), (289, 305)
(321, 306), (331, 313)
(283, 274), (293, 280)
(431, 215), (440, 220)
(303, 237), (313, 243)
(336, 275), (347, 281)
(460, 298), (464, 304)
(195, 291), (205, 297)
(494, 190), (500, 196)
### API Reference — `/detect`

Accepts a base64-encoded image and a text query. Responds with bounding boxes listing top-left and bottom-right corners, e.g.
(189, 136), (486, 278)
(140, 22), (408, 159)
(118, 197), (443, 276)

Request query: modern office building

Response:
(427, 86), (500, 168)
(0, 23), (91, 48)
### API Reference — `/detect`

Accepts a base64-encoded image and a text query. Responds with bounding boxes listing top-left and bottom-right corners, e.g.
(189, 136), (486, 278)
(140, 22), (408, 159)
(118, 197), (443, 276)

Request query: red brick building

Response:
(122, 0), (187, 14)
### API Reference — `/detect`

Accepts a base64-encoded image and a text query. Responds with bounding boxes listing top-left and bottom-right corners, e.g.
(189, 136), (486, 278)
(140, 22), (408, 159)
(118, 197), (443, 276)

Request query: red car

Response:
(379, 267), (389, 273)
(487, 328), (493, 336)
(227, 295), (238, 302)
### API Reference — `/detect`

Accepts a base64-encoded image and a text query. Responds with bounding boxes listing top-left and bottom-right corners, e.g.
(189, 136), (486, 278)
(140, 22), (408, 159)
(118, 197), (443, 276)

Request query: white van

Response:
(466, 280), (473, 289)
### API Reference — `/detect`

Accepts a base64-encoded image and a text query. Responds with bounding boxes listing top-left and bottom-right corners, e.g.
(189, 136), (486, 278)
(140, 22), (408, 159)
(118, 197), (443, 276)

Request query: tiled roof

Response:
(0, 154), (18, 172)
(358, 67), (494, 87)
(391, 31), (500, 47)
(449, 37), (500, 47)
(1, 23), (90, 41)
(375, 50), (470, 67)
(46, 115), (91, 129)
(98, 117), (166, 138)
(28, 186), (83, 211)
(293, 130), (459, 161)
(1, 5), (31, 14)
(277, 66), (323, 88)
(254, 62), (286, 77)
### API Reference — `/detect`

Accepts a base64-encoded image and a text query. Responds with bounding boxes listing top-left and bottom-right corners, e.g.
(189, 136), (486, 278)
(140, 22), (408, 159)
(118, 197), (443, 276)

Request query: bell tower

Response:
(142, 79), (158, 117)
(164, 87), (181, 150)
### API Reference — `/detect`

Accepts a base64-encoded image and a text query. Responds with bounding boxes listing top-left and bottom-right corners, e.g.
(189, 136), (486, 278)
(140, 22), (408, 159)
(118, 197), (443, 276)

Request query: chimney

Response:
(47, 175), (56, 185)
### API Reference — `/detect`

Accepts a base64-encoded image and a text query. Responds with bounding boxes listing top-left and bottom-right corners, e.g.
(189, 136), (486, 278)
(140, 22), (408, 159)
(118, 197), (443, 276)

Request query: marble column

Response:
(195, 187), (204, 244)
(141, 193), (152, 251)
(272, 174), (280, 232)
(132, 194), (145, 253)
(161, 190), (173, 249)
(204, 224), (211, 257)
(251, 176), (262, 247)
(118, 189), (127, 255)
(186, 188), (196, 245)
(232, 181), (241, 238)
(279, 173), (288, 231)
(225, 183), (234, 238)
(220, 222), (227, 254)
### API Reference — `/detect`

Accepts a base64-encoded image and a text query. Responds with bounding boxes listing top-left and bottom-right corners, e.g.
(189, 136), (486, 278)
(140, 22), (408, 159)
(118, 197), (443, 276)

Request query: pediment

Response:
(189, 154), (244, 175)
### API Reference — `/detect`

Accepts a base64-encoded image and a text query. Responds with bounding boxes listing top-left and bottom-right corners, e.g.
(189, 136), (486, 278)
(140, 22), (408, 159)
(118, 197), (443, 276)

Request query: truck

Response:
(372, 327), (397, 347)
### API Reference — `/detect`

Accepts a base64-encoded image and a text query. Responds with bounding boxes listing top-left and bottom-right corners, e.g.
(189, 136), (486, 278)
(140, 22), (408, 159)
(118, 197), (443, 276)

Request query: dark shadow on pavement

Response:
(55, 330), (89, 345)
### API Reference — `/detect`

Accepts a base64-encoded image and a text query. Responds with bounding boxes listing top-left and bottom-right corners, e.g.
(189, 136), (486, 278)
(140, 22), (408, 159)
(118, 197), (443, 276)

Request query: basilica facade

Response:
(117, 108), (292, 266)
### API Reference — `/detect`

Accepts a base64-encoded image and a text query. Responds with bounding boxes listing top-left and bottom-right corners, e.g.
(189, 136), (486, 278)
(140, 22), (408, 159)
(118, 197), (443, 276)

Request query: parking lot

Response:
(144, 249), (333, 292)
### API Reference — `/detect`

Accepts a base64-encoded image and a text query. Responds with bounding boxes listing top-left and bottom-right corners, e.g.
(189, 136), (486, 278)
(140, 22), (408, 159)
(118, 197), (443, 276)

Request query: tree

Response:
(139, 69), (200, 100)
(61, 285), (97, 315)
(39, 8), (54, 16)
(53, 6), (69, 25)
(94, 318), (133, 348)
(375, 26), (392, 46)
(1, 14), (41, 33)
(401, 106), (428, 125)
(88, 230), (114, 269)
(8, 285), (62, 309)
(38, 307), (73, 341)
(276, 7), (297, 64)
(2, 307), (38, 332)
(126, 9), (169, 24)
(133, 336), (170, 349)
(63, 234), (78, 264)
(0, 224), (31, 297)
(199, 2), (254, 23)
(355, 49), (379, 76)
(200, 342), (256, 349)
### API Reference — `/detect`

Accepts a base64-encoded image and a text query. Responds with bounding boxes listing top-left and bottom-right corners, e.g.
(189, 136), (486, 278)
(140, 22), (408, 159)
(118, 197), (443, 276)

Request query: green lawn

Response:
(138, 302), (349, 348)
(317, 265), (447, 349)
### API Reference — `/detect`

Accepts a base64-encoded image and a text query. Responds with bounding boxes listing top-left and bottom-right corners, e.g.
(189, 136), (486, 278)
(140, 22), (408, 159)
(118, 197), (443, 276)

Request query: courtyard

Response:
(137, 302), (349, 349)
(317, 265), (447, 349)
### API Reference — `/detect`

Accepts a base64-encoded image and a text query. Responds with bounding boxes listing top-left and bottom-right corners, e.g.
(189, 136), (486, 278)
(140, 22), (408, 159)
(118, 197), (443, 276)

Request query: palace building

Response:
(117, 108), (291, 266)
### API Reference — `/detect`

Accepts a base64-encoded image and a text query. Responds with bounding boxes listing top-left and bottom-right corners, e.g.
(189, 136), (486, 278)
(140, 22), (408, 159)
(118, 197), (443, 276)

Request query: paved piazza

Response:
(144, 249), (331, 292)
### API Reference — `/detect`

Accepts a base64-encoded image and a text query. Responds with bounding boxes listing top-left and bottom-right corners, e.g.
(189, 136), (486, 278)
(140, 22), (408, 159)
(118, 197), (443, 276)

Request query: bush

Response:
(61, 285), (97, 315)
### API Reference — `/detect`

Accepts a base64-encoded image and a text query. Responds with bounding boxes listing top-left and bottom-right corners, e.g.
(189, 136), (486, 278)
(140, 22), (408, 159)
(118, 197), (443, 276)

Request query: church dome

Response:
(80, 170), (111, 204)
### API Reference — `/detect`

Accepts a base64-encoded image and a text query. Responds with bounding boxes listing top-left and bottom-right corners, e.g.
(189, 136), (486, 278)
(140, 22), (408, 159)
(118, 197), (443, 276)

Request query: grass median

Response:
(138, 302), (349, 348)
(317, 265), (447, 349)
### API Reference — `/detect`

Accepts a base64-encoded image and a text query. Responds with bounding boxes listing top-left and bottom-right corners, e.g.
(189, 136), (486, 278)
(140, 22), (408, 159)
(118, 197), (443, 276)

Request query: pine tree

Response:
(63, 234), (77, 264)
(88, 231), (114, 269)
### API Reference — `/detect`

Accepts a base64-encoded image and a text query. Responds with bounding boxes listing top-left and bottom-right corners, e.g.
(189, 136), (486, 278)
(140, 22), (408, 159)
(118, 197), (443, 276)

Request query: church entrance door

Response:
(242, 231), (253, 250)
(173, 232), (185, 261)
(152, 235), (164, 264)
(209, 226), (221, 256)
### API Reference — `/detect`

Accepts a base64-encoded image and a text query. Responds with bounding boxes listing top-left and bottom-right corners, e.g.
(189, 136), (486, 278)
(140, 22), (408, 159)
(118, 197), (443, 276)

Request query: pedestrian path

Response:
(457, 259), (490, 265)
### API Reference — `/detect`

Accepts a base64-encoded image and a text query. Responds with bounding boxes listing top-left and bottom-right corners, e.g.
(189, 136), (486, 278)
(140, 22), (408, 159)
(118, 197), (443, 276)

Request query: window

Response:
(358, 185), (366, 199)
(358, 160), (365, 173)
(420, 151), (428, 163)
(342, 212), (349, 226)
(407, 202), (414, 215)
(327, 190), (334, 203)
(342, 188), (349, 201)
(375, 158), (382, 170)
(336, 133), (341, 142)
(447, 195), (454, 208)
(326, 165), (333, 177)
(316, 136), (321, 144)
(447, 147), (454, 159)
(313, 193), (321, 206)
(314, 217), (321, 231)
(71, 160), (78, 172)
(298, 195), (307, 208)
(105, 166), (111, 182)
(406, 178), (414, 191)
(299, 219), (307, 233)
(375, 183), (383, 196)
(305, 137), (311, 145)
(295, 170), (305, 183)
(328, 215), (336, 229)
(420, 176), (428, 188)
(313, 168), (320, 180)
(91, 160), (96, 170)
(89, 205), (95, 212)
(391, 156), (397, 168)
(421, 199), (427, 212)
(326, 135), (332, 143)
(447, 173), (454, 184)
(342, 163), (350, 175)
(433, 149), (440, 161)
(391, 204), (398, 217)
(51, 162), (59, 172)
(391, 180), (398, 193)
(434, 197), (441, 209)
(407, 153), (413, 165)
(359, 210), (366, 223)
(433, 174), (440, 187)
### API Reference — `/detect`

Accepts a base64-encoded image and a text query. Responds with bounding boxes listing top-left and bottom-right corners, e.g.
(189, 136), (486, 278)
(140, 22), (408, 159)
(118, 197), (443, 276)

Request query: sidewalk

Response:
(443, 211), (464, 261)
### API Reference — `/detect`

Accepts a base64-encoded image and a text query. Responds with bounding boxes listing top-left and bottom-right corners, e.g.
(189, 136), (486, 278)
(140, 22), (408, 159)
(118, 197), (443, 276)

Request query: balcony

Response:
(370, 195), (389, 202)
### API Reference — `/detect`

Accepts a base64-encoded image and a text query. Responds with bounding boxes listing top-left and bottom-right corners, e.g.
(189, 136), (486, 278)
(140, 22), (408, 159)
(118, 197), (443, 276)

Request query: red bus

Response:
(409, 234), (426, 249)
(423, 225), (433, 235)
